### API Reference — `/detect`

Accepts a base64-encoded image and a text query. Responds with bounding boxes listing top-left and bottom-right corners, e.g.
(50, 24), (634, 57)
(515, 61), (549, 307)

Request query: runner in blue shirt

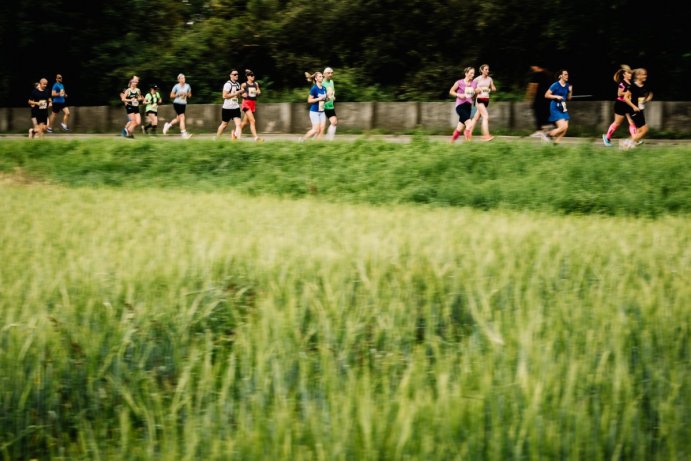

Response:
(47, 74), (70, 132)
(544, 69), (573, 144)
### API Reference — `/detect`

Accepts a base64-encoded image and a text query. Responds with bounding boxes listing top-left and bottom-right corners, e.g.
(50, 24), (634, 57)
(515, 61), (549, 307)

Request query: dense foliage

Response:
(1, 0), (688, 106)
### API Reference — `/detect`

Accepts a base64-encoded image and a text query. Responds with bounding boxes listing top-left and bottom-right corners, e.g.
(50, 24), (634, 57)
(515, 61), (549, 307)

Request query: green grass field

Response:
(1, 139), (689, 460)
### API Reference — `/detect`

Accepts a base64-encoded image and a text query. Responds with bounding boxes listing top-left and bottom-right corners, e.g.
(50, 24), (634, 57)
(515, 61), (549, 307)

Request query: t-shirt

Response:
(548, 81), (571, 112)
(30, 87), (51, 112)
(309, 84), (327, 112)
(530, 70), (552, 106)
(52, 82), (66, 104)
(454, 79), (476, 106)
(323, 79), (335, 110)
(222, 80), (241, 110)
(172, 83), (191, 104)
(629, 82), (650, 110)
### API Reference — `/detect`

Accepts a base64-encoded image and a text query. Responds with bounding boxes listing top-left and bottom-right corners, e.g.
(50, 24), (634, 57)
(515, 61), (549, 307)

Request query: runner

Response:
(163, 73), (192, 138)
(215, 70), (243, 140)
(525, 64), (553, 137)
(323, 67), (338, 140)
(625, 68), (654, 149)
(142, 83), (162, 135)
(544, 69), (573, 144)
(602, 65), (638, 147)
(469, 64), (496, 141)
(448, 67), (477, 143)
(28, 78), (52, 139)
(239, 69), (262, 142)
(300, 71), (328, 141)
(120, 76), (143, 138)
(47, 74), (70, 133)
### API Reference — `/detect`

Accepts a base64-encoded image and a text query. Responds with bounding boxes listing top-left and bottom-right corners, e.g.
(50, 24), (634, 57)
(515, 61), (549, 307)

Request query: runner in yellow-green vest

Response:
(323, 67), (337, 140)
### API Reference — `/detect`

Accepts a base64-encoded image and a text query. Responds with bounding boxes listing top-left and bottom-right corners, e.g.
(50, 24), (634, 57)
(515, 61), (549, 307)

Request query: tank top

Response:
(244, 82), (258, 101)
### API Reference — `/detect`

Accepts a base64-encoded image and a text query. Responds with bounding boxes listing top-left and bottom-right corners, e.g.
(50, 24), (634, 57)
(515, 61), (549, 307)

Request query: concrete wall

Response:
(2, 101), (688, 134)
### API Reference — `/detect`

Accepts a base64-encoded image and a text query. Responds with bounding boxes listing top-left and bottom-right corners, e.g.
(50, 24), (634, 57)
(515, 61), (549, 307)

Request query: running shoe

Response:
(181, 132), (192, 139)
(46, 127), (53, 133)
(255, 137), (264, 143)
(464, 130), (472, 141)
(60, 123), (69, 131)
(162, 122), (171, 135)
(602, 134), (612, 147)
(482, 136), (494, 142)
(121, 128), (128, 137)
(28, 128), (35, 138)
(540, 132), (553, 143)
(231, 129), (237, 141)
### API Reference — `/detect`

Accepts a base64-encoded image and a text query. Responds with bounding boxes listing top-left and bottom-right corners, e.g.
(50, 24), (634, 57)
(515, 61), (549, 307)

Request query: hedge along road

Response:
(1, 132), (689, 147)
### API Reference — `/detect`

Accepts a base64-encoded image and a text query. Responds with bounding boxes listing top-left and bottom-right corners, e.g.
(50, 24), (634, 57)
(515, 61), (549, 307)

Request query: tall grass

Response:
(0, 138), (689, 216)
(1, 185), (688, 460)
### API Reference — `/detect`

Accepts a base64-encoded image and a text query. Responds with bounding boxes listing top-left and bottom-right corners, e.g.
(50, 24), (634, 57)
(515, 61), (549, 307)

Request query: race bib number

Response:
(479, 87), (490, 96)
(638, 97), (645, 110)
(230, 97), (239, 104)
(131, 100), (139, 107)
(559, 101), (567, 112)
(248, 87), (257, 97)
(464, 87), (475, 98)
(38, 100), (47, 109)
(318, 100), (325, 111)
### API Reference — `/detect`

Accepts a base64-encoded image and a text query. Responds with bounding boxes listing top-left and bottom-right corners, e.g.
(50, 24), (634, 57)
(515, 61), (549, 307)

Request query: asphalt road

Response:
(1, 132), (689, 147)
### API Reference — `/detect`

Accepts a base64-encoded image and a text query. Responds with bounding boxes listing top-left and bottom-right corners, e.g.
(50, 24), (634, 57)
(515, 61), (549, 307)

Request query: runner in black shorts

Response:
(120, 76), (143, 138)
(602, 65), (639, 146)
(625, 68), (654, 149)
(28, 78), (51, 139)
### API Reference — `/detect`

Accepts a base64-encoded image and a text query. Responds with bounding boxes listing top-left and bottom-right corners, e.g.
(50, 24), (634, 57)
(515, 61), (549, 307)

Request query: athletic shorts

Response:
(455, 103), (473, 123)
(242, 99), (256, 113)
(309, 111), (326, 125)
(614, 100), (632, 116)
(630, 110), (646, 128)
(32, 109), (49, 124)
(51, 103), (67, 113)
(222, 108), (242, 122)
(146, 110), (158, 115)
(125, 105), (140, 115)
(476, 98), (490, 107)
(325, 108), (337, 118)
(173, 103), (187, 115)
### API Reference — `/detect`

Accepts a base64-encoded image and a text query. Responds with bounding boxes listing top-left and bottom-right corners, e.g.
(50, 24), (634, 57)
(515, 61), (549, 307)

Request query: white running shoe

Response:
(28, 128), (35, 138)
(181, 132), (192, 139)
(60, 123), (69, 131)
(162, 122), (171, 135)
